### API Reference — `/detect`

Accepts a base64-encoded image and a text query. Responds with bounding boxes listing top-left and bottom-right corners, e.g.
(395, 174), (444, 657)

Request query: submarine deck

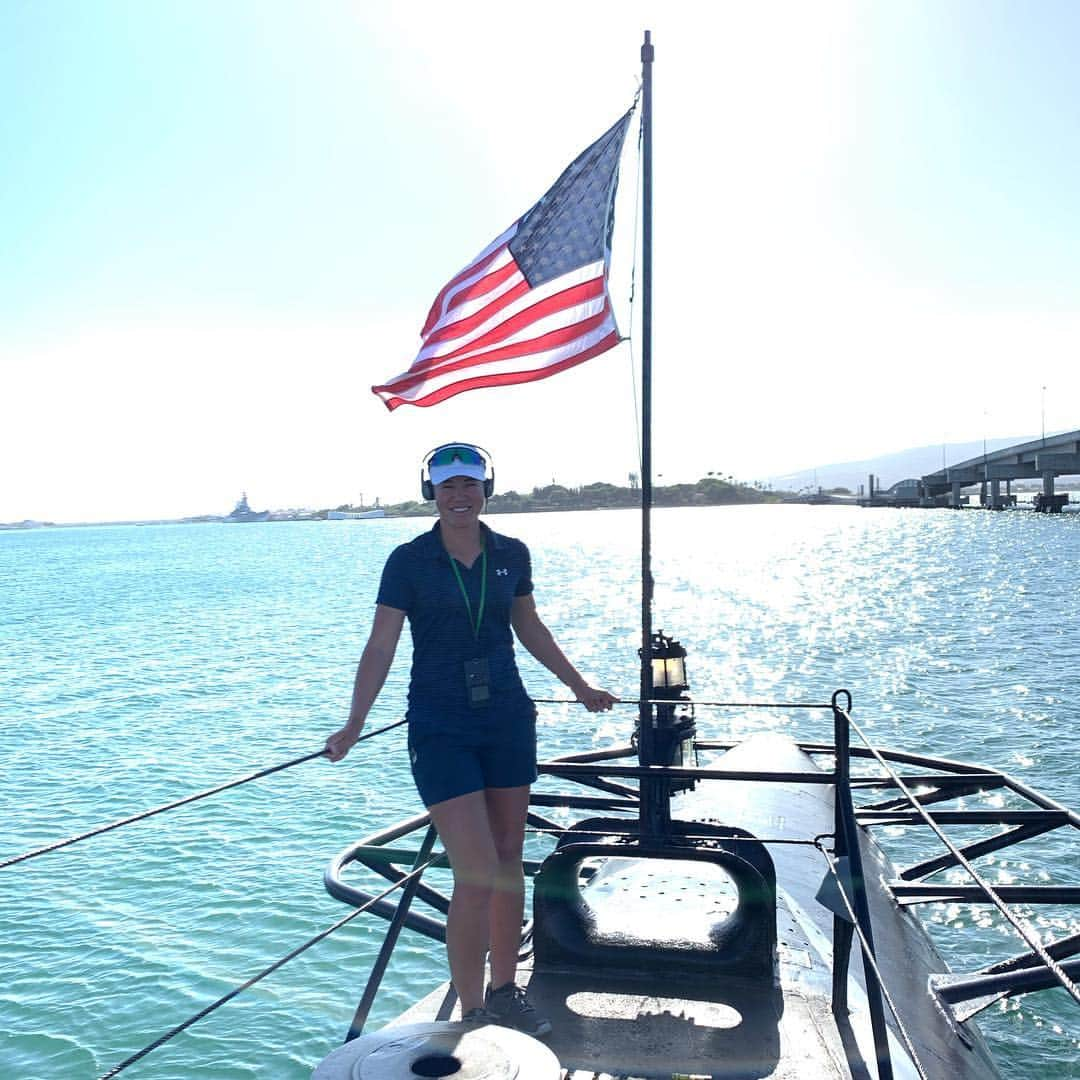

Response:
(325, 733), (1007, 1079)
(392, 950), (859, 1079)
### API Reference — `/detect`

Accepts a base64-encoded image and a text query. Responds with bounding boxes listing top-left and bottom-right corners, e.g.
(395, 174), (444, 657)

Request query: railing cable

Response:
(532, 697), (834, 709)
(2, 718), (407, 870)
(626, 81), (644, 475)
(97, 851), (438, 1079)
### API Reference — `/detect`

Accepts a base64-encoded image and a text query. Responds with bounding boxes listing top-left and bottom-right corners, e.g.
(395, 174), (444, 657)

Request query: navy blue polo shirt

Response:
(376, 522), (535, 734)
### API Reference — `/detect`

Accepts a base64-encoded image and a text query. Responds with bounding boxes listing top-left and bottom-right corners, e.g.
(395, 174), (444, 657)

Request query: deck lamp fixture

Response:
(646, 630), (688, 696)
(639, 630), (696, 794)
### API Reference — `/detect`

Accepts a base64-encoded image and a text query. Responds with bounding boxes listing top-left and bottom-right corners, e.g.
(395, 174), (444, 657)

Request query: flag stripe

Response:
(425, 245), (520, 338)
(426, 282), (608, 369)
(403, 270), (607, 384)
(419, 259), (525, 354)
(415, 259), (606, 366)
(376, 302), (613, 395)
(420, 225), (517, 337)
(374, 288), (612, 399)
(442, 257), (522, 317)
(421, 277), (532, 350)
(378, 329), (620, 411)
(376, 310), (617, 400)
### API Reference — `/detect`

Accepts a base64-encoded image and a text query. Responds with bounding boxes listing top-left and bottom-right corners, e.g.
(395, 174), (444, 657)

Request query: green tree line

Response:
(331, 476), (782, 518)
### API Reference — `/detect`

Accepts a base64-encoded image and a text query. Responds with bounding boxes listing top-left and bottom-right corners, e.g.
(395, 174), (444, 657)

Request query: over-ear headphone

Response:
(420, 442), (495, 501)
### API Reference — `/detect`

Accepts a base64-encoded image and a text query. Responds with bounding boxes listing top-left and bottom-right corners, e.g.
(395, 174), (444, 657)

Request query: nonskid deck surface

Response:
(393, 962), (853, 1079)
(394, 877), (857, 1080)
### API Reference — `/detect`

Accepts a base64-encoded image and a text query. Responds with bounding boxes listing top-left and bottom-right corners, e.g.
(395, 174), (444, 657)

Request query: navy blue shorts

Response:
(408, 719), (537, 808)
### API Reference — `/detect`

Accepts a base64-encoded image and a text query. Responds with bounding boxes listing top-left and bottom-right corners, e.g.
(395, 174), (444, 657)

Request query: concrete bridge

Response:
(921, 429), (1080, 512)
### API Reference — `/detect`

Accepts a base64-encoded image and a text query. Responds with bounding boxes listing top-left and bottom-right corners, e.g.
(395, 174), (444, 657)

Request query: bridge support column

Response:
(990, 479), (1002, 510)
(1035, 472), (1061, 513)
(951, 482), (963, 509)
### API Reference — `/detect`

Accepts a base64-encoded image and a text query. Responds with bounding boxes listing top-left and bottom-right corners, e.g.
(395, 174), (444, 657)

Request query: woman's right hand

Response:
(324, 723), (362, 762)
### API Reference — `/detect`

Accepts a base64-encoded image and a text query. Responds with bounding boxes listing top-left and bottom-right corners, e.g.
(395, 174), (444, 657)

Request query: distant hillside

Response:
(768, 437), (1032, 494)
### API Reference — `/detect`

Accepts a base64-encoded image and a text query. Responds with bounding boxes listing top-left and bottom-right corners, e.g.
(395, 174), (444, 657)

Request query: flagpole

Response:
(638, 29), (660, 838)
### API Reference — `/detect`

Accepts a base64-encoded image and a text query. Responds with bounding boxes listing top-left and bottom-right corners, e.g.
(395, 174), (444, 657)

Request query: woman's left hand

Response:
(575, 684), (619, 712)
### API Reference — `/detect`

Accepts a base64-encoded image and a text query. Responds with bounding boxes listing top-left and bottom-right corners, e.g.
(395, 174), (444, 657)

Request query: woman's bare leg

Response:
(427, 791), (498, 1012)
(484, 785), (531, 989)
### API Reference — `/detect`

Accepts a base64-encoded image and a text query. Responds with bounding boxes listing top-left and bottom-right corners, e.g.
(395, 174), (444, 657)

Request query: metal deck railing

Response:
(325, 692), (1080, 1076)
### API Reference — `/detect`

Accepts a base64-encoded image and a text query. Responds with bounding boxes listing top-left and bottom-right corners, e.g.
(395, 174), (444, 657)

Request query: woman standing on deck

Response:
(325, 442), (616, 1037)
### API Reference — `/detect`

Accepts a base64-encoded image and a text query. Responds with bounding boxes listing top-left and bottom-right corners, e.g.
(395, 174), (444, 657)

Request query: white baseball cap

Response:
(427, 443), (488, 486)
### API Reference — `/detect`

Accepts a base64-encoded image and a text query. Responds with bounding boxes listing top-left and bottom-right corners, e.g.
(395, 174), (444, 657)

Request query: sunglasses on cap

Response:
(426, 444), (487, 468)
(421, 442), (494, 500)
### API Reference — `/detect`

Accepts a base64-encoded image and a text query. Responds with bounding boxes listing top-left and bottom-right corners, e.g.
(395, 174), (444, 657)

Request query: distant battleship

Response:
(226, 493), (270, 523)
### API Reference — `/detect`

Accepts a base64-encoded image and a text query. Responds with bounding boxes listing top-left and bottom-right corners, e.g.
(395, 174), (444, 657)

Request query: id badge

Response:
(464, 658), (490, 708)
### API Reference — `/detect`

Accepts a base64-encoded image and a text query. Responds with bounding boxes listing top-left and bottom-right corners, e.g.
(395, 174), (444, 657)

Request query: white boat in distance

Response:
(327, 508), (386, 520)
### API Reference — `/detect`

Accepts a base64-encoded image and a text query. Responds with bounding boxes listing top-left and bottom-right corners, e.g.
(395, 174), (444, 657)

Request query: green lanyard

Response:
(448, 546), (487, 640)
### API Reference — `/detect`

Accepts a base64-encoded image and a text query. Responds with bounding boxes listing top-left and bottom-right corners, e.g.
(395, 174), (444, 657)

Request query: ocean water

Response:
(1, 506), (1078, 1079)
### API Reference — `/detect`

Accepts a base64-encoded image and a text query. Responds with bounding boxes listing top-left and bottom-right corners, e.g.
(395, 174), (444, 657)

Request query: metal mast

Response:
(638, 30), (663, 838)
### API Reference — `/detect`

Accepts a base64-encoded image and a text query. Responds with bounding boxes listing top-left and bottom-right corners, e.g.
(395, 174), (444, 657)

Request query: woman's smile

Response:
(436, 476), (485, 525)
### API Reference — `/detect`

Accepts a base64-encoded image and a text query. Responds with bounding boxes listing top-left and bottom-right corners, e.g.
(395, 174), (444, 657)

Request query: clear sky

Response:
(4, 1), (1079, 522)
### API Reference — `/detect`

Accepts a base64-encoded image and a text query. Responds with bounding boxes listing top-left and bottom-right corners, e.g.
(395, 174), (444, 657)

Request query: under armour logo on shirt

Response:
(495, 568), (509, 576)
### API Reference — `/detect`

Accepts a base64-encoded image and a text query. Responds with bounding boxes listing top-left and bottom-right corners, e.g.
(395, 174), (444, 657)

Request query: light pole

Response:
(1042, 385), (1047, 445)
(983, 410), (989, 509)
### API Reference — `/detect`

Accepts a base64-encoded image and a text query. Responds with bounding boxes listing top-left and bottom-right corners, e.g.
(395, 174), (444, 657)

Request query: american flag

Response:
(372, 110), (634, 410)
